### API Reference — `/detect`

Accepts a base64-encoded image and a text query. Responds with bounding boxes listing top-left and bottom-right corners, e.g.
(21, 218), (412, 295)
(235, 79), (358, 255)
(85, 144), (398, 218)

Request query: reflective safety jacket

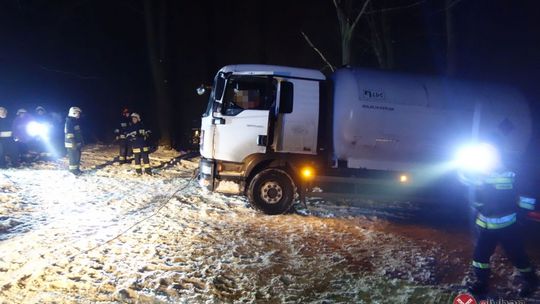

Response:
(0, 117), (13, 141)
(114, 115), (131, 140)
(463, 171), (536, 229)
(64, 116), (83, 149)
(126, 121), (150, 151)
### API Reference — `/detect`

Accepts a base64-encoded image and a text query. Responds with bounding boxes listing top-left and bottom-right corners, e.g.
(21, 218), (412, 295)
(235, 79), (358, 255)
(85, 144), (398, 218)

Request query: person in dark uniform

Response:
(0, 107), (19, 168)
(460, 142), (538, 297)
(64, 106), (83, 175)
(126, 112), (152, 175)
(114, 108), (131, 164)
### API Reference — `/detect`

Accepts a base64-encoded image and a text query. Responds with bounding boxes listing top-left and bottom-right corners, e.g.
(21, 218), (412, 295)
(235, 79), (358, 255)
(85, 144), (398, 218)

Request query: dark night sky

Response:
(1, 0), (540, 146)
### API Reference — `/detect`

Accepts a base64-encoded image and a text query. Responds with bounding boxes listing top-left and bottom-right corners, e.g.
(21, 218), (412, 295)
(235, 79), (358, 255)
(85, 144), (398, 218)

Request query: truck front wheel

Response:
(247, 168), (295, 215)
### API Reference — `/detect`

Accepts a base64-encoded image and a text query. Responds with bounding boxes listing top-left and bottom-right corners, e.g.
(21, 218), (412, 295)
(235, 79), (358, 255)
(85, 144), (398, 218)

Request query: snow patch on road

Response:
(1, 144), (535, 303)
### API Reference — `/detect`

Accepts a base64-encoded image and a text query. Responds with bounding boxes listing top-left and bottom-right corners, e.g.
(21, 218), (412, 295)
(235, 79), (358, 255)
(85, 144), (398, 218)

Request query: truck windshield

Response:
(203, 72), (227, 117)
(221, 75), (276, 116)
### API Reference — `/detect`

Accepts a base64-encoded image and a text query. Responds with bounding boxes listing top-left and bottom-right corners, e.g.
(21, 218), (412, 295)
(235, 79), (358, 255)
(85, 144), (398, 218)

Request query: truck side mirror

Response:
(196, 84), (206, 95)
(197, 84), (212, 96)
(279, 81), (293, 114)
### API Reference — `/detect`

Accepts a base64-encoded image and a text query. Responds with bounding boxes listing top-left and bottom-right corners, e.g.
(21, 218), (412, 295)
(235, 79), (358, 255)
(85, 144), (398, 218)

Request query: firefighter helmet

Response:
(68, 106), (82, 118)
(131, 112), (141, 122)
(36, 106), (46, 113)
(16, 108), (27, 116)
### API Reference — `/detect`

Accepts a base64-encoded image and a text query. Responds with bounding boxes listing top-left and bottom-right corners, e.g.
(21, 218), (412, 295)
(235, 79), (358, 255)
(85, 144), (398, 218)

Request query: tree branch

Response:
(333, 0), (347, 37)
(445, 0), (465, 10)
(350, 0), (371, 33)
(365, 0), (427, 14)
(301, 31), (336, 72)
(39, 65), (99, 80)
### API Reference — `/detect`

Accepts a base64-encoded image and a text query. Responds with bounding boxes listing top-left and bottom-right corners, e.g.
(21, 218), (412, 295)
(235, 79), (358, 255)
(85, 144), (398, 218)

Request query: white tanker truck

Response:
(197, 64), (532, 214)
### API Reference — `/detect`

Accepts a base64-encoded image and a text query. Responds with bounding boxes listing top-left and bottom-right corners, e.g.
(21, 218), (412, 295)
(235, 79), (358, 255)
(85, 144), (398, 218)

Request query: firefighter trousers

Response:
(118, 139), (130, 162)
(473, 223), (533, 282)
(133, 147), (150, 174)
(0, 140), (19, 168)
(67, 147), (81, 173)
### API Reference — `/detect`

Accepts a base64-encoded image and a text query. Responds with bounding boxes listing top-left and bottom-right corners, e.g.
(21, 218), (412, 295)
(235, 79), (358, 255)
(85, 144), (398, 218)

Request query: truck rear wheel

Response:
(247, 168), (295, 215)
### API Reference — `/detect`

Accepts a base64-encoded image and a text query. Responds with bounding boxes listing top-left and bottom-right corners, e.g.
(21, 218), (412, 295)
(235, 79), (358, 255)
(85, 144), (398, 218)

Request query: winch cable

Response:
(86, 150), (199, 173)
(66, 167), (199, 262)
(152, 151), (199, 171)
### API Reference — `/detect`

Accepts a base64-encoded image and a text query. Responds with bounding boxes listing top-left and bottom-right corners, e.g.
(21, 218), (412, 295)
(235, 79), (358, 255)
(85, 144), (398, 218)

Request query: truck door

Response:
(273, 78), (319, 155)
(212, 75), (276, 162)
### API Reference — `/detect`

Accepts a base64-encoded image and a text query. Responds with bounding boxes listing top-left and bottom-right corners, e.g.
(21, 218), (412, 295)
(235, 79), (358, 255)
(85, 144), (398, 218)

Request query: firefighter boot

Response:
(467, 269), (489, 295)
(518, 270), (538, 297)
(70, 169), (82, 176)
(466, 279), (488, 295)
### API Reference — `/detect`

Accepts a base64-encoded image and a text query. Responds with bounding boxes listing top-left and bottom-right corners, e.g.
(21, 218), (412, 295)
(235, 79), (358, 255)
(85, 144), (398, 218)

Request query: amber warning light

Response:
(301, 167), (314, 179)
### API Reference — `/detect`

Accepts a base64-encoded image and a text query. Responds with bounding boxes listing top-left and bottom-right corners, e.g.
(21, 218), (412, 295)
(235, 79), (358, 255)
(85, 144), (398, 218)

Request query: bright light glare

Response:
(301, 167), (314, 179)
(26, 121), (50, 139)
(399, 174), (408, 183)
(454, 143), (499, 172)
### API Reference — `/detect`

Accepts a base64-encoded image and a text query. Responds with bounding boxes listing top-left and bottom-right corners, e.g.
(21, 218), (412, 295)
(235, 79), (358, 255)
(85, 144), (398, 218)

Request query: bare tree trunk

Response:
(341, 30), (352, 66)
(445, 0), (457, 76)
(333, 0), (371, 66)
(366, 10), (384, 68)
(144, 0), (172, 147)
(366, 3), (393, 69)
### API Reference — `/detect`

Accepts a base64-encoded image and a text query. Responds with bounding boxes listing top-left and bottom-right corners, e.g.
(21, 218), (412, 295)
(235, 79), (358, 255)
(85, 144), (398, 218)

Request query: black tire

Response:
(247, 168), (295, 215)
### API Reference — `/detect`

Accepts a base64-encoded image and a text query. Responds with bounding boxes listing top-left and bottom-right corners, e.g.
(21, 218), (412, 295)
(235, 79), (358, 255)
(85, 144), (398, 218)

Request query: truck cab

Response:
(199, 65), (326, 213)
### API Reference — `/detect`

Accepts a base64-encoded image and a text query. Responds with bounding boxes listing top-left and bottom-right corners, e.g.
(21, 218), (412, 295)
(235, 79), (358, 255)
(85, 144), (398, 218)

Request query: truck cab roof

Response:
(219, 64), (326, 81)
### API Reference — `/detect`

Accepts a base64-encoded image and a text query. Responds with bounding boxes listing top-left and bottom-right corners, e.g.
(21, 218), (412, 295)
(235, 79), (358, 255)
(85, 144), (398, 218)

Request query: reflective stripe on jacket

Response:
(126, 121), (150, 149)
(476, 213), (517, 229)
(519, 196), (536, 210)
(0, 131), (12, 137)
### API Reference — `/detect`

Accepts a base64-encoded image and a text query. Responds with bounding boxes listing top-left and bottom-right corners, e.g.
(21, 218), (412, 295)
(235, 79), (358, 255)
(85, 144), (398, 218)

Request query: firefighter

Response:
(64, 106), (83, 175)
(0, 107), (19, 168)
(126, 112), (152, 175)
(460, 142), (538, 297)
(114, 108), (132, 164)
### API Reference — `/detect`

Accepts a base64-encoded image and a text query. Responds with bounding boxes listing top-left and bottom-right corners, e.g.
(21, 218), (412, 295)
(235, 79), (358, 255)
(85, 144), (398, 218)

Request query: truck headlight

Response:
(454, 143), (500, 172)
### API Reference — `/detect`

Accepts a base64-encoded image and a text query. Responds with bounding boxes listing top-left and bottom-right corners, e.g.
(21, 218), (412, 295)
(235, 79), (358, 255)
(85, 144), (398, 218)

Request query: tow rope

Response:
(67, 166), (199, 262)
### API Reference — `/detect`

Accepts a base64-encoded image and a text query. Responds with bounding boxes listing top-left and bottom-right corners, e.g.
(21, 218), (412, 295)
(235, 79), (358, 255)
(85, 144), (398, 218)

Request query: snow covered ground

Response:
(0, 145), (538, 303)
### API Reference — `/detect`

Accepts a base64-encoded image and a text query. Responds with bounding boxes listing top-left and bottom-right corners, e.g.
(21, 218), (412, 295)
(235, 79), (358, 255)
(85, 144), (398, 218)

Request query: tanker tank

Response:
(331, 68), (532, 171)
